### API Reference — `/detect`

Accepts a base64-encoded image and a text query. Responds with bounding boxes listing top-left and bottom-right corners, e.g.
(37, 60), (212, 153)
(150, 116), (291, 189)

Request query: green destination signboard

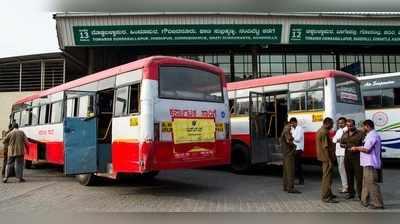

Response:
(73, 24), (282, 46)
(290, 24), (400, 44)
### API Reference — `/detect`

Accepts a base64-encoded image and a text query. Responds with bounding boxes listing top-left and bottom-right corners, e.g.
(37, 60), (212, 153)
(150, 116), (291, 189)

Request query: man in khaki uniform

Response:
(2, 123), (28, 183)
(340, 119), (364, 200)
(280, 122), (301, 194)
(1, 124), (13, 177)
(316, 117), (337, 203)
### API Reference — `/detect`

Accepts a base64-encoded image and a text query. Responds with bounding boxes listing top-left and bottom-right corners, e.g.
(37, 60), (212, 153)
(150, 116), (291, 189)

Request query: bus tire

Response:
(231, 143), (251, 174)
(24, 160), (33, 169)
(76, 173), (97, 186)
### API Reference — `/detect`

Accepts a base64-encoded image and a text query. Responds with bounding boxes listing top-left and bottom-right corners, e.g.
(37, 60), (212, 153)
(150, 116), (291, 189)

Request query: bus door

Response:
(249, 91), (287, 164)
(63, 91), (98, 175)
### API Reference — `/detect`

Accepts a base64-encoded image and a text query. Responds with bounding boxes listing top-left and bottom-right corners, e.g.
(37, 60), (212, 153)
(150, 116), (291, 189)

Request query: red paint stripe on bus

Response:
(111, 140), (230, 174)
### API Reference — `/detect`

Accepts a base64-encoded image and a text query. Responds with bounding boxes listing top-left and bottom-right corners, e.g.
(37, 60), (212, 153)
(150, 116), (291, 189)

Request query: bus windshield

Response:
(159, 66), (223, 102)
(335, 77), (362, 105)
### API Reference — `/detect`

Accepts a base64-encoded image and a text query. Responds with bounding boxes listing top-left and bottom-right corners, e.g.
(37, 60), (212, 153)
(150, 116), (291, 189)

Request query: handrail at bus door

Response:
(98, 118), (112, 141)
(266, 113), (276, 137)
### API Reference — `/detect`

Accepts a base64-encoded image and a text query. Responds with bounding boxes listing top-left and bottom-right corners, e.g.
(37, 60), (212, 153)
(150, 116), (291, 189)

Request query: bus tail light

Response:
(225, 123), (230, 139)
(154, 123), (160, 141)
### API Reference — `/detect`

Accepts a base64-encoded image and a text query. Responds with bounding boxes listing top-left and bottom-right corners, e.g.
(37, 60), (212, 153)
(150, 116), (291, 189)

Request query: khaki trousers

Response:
(321, 161), (334, 201)
(361, 166), (384, 208)
(283, 155), (295, 191)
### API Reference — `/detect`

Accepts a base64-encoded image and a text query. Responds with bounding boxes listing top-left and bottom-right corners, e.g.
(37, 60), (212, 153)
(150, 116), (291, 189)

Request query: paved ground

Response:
(0, 160), (399, 212)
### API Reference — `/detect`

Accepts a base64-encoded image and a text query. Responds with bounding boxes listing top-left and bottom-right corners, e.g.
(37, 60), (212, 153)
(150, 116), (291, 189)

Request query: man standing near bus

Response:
(2, 123), (28, 183)
(1, 124), (13, 178)
(332, 117), (348, 194)
(290, 117), (304, 185)
(280, 121), (301, 194)
(341, 119), (364, 200)
(351, 120), (384, 209)
(316, 117), (337, 203)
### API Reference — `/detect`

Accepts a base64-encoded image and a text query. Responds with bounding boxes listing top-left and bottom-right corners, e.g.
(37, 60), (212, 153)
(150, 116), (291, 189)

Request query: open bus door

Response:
(63, 91), (98, 176)
(249, 91), (287, 164)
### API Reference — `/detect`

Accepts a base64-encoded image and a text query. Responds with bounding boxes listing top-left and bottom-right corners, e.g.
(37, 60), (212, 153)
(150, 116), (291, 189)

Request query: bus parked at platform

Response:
(227, 70), (365, 172)
(10, 56), (231, 185)
(360, 72), (400, 159)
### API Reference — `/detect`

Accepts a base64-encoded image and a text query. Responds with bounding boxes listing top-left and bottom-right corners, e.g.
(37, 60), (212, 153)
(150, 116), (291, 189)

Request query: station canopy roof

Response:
(54, 12), (400, 49)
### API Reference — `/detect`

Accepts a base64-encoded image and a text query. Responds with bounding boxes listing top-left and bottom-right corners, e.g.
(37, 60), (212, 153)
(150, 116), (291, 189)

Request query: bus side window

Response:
(28, 108), (33, 126)
(306, 90), (324, 110)
(129, 83), (140, 114)
(66, 98), (78, 117)
(289, 92), (306, 111)
(39, 104), (50, 125)
(51, 102), (63, 123)
(114, 86), (129, 116)
(31, 107), (39, 126)
(363, 90), (382, 109)
(78, 95), (95, 117)
(21, 109), (30, 127)
(13, 111), (21, 126)
(382, 89), (395, 107)
(236, 98), (249, 115)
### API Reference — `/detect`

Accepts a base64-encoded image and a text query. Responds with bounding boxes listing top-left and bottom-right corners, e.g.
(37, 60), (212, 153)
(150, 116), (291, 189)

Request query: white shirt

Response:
(291, 126), (304, 151)
(332, 127), (346, 156)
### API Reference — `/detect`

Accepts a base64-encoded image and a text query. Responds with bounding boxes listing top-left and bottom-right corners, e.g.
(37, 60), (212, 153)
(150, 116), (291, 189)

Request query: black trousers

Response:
(295, 150), (304, 182)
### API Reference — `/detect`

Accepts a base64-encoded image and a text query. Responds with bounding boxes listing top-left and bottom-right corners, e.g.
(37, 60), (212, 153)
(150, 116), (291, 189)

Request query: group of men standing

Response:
(281, 116), (384, 209)
(1, 122), (28, 183)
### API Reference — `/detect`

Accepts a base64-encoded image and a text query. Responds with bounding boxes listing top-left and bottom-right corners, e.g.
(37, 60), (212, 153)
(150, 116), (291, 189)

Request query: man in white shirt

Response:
(290, 117), (305, 185)
(332, 117), (348, 193)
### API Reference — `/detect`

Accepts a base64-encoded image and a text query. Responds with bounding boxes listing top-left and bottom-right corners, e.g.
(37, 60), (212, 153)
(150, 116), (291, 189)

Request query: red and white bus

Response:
(227, 70), (365, 172)
(11, 56), (230, 185)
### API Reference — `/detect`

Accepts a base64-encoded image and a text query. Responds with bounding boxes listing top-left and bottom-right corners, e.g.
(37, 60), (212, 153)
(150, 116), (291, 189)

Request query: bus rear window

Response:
(159, 66), (223, 103)
(335, 77), (362, 105)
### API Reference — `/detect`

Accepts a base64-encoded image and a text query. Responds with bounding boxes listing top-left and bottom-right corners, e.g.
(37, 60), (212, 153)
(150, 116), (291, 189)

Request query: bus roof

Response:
(358, 72), (400, 80)
(227, 70), (358, 91)
(14, 56), (224, 105)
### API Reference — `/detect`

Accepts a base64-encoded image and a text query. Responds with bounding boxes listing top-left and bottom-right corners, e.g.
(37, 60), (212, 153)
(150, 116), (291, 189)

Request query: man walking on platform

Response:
(2, 123), (29, 183)
(281, 121), (301, 194)
(316, 117), (337, 203)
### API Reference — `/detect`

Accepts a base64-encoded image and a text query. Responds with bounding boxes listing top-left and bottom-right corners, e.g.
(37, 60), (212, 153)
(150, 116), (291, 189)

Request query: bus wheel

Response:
(231, 143), (251, 174)
(76, 173), (97, 186)
(24, 160), (33, 169)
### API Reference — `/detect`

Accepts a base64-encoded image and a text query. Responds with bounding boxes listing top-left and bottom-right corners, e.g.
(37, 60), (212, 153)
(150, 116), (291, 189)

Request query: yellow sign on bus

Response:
(312, 113), (324, 122)
(172, 118), (215, 144)
(130, 116), (139, 126)
(161, 121), (172, 132)
(215, 123), (224, 132)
